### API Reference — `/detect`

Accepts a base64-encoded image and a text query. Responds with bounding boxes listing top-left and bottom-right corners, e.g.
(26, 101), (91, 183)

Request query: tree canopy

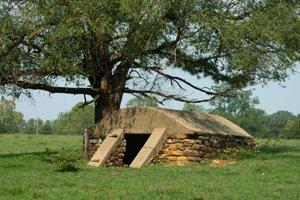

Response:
(208, 84), (271, 137)
(281, 117), (300, 139)
(0, 0), (299, 123)
(0, 99), (24, 133)
(209, 84), (259, 117)
(265, 110), (296, 136)
(126, 95), (158, 107)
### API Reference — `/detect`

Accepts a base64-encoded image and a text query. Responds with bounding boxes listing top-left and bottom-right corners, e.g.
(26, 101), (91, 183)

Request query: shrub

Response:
(50, 148), (82, 171)
(41, 148), (56, 163)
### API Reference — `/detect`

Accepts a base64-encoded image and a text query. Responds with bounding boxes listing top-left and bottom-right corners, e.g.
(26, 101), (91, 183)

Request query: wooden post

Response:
(84, 129), (90, 160)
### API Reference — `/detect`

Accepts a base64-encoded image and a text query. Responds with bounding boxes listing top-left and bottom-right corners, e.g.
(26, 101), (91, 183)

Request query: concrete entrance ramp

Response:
(130, 128), (166, 168)
(88, 129), (124, 167)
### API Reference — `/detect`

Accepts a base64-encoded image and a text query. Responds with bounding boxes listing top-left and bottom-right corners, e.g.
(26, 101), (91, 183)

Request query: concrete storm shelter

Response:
(84, 107), (255, 168)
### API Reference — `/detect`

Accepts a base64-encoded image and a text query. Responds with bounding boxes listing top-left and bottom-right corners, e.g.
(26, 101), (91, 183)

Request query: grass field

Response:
(0, 134), (299, 200)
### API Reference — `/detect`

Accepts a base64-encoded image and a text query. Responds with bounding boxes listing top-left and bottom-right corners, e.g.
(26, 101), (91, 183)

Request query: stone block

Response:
(187, 157), (199, 162)
(165, 150), (184, 156)
(191, 144), (202, 150)
(167, 143), (183, 151)
(184, 139), (197, 144)
(175, 156), (188, 162)
(183, 149), (199, 157)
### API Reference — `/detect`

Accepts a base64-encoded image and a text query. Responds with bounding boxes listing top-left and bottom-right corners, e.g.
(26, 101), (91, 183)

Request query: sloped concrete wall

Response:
(87, 107), (252, 139)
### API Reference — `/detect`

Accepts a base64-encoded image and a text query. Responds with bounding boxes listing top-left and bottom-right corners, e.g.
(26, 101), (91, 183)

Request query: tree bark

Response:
(94, 93), (123, 124)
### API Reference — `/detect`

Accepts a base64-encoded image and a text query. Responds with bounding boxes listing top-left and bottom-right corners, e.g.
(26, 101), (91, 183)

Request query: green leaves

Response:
(0, 99), (25, 133)
(281, 117), (300, 139)
(51, 102), (94, 135)
(126, 95), (158, 107)
(0, 0), (299, 122)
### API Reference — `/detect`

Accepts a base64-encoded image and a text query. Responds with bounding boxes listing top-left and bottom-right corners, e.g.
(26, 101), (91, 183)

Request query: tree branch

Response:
(2, 79), (99, 95)
(152, 69), (218, 95)
(124, 88), (221, 104)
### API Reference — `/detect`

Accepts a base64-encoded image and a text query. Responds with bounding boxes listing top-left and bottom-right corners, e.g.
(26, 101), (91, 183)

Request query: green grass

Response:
(0, 134), (299, 200)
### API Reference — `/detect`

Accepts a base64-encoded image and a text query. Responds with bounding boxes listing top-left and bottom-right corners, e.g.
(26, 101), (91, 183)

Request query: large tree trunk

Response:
(92, 65), (127, 124)
(94, 93), (123, 124)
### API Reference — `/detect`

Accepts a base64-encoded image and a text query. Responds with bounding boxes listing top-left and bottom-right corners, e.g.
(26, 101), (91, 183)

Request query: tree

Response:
(126, 96), (158, 107)
(23, 119), (35, 134)
(0, 99), (25, 133)
(281, 117), (300, 139)
(182, 103), (205, 112)
(24, 118), (43, 134)
(265, 111), (296, 137)
(209, 84), (259, 119)
(208, 84), (270, 137)
(51, 103), (94, 135)
(0, 1), (299, 124)
(41, 120), (53, 135)
(236, 108), (270, 138)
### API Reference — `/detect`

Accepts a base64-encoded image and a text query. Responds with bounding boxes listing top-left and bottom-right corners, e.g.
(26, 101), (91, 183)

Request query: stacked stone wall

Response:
(85, 134), (255, 166)
(153, 134), (255, 164)
(105, 140), (126, 167)
(84, 138), (101, 159)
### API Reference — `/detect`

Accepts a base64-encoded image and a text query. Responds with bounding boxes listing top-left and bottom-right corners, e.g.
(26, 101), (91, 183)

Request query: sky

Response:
(15, 67), (300, 121)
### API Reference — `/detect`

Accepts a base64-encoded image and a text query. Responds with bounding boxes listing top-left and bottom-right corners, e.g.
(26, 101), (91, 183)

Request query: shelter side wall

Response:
(152, 134), (255, 164)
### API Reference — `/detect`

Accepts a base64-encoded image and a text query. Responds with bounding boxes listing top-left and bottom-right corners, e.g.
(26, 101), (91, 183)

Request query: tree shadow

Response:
(55, 168), (80, 173)
(0, 151), (54, 158)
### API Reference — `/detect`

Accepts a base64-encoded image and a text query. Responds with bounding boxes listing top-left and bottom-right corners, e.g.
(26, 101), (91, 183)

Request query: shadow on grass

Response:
(55, 168), (81, 173)
(0, 151), (55, 158)
(0, 150), (84, 173)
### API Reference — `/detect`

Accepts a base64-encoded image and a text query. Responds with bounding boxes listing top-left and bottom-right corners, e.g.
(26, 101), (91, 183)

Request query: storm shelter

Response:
(85, 107), (255, 168)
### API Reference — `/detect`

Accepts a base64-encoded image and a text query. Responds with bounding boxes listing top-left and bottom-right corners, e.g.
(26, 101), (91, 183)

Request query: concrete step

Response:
(88, 128), (124, 167)
(130, 128), (166, 168)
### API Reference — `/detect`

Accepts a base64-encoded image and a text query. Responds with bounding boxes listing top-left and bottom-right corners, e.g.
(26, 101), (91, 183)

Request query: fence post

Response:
(84, 129), (90, 160)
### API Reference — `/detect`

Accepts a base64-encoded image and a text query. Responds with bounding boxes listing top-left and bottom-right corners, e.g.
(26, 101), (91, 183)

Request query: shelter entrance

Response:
(88, 126), (167, 168)
(123, 134), (150, 165)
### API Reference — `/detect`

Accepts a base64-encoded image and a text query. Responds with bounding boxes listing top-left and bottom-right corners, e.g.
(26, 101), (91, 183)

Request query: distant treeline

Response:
(0, 85), (299, 139)
(0, 100), (93, 135)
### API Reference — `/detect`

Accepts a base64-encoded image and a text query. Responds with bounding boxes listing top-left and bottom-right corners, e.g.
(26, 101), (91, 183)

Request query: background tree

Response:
(126, 96), (158, 108)
(182, 103), (206, 112)
(0, 0), (299, 124)
(208, 84), (270, 137)
(236, 108), (270, 138)
(209, 84), (259, 119)
(0, 99), (25, 133)
(265, 111), (296, 137)
(52, 103), (94, 135)
(41, 120), (53, 135)
(281, 117), (300, 139)
(24, 118), (43, 134)
(23, 119), (35, 134)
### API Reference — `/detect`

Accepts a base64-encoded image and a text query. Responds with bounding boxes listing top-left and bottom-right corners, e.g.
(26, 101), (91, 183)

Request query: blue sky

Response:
(15, 67), (300, 120)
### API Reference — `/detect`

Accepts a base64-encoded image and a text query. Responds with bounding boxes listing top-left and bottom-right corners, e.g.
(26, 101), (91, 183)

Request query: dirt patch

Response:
(210, 159), (236, 167)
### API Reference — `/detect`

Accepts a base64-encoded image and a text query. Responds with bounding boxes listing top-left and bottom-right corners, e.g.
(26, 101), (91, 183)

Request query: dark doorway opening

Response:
(123, 134), (150, 165)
